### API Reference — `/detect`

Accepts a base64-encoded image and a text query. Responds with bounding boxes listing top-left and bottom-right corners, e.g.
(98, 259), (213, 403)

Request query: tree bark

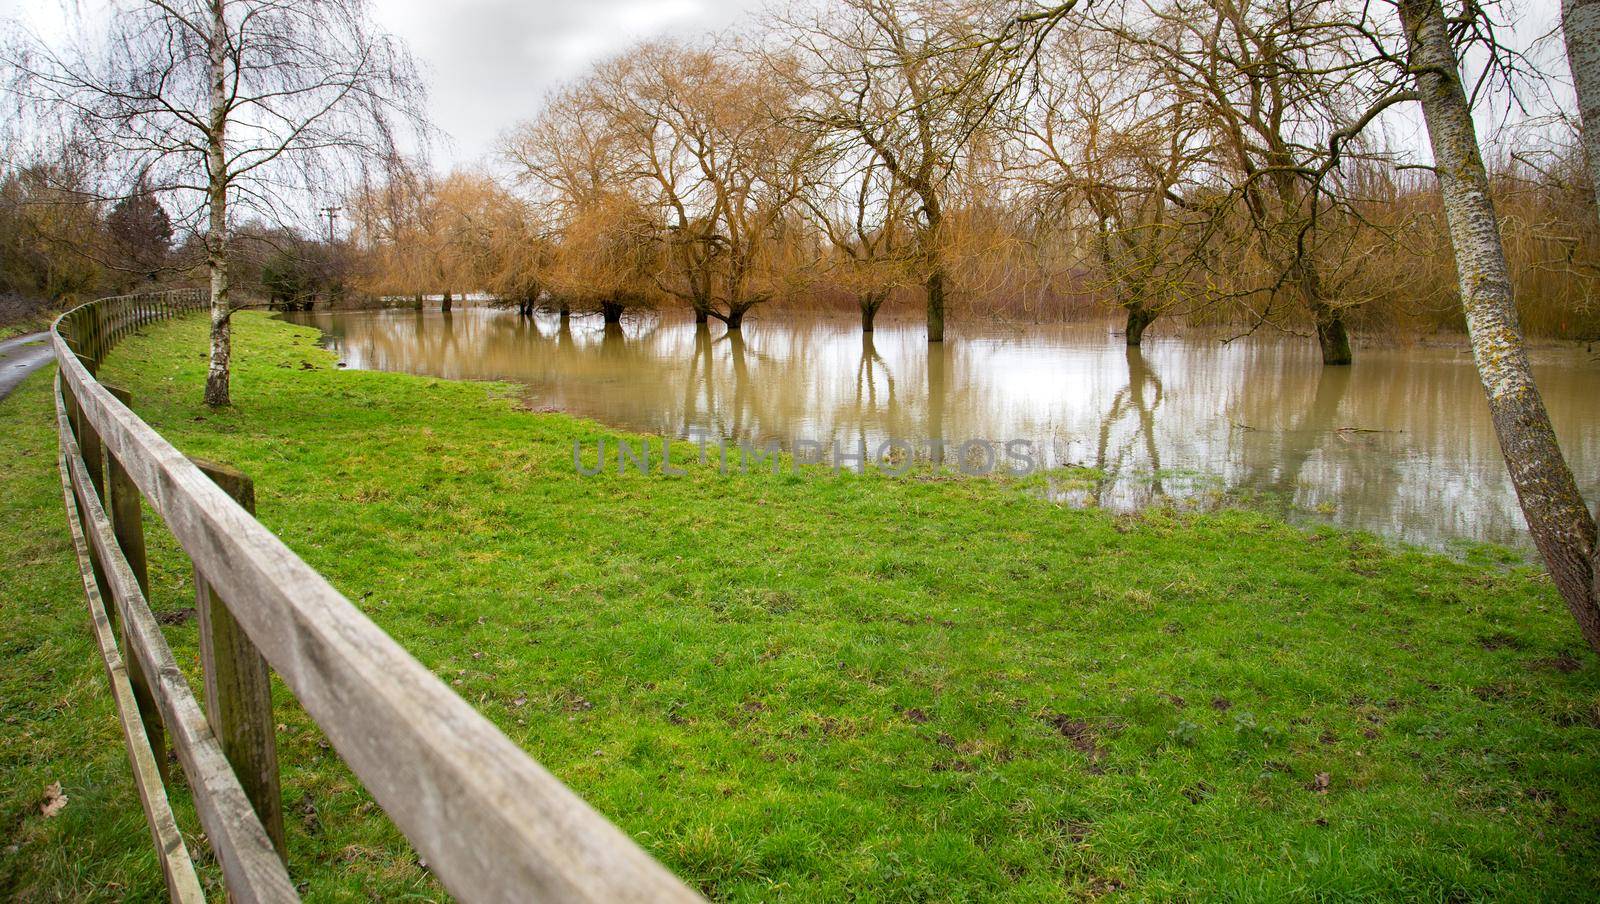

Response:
(1314, 315), (1352, 366)
(1125, 302), (1156, 346)
(1564, 0), (1600, 220)
(1402, 0), (1600, 652)
(861, 292), (884, 333)
(1290, 254), (1351, 365)
(203, 0), (231, 408)
(601, 301), (624, 324)
(725, 306), (747, 331)
(925, 268), (946, 343)
(1311, 305), (1352, 366)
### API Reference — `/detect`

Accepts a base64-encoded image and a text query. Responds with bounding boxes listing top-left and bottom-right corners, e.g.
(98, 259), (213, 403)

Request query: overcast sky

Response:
(0, 0), (1572, 172)
(371, 0), (759, 167)
(0, 0), (761, 168)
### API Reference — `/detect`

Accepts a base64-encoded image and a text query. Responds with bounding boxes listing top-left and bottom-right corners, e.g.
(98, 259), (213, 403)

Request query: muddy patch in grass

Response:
(1530, 653), (1583, 674)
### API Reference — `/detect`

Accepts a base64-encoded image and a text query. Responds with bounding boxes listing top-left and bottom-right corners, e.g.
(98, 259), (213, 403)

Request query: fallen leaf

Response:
(40, 782), (67, 818)
(1311, 772), (1332, 794)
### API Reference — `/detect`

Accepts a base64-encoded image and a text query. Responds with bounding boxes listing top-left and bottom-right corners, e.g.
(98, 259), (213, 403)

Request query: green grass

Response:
(0, 307), (55, 341)
(1, 322), (44, 341)
(4, 311), (1600, 901)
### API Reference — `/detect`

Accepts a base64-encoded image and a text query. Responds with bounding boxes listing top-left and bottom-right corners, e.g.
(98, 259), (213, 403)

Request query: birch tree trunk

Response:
(1563, 0), (1600, 219)
(203, 0), (232, 408)
(1400, 0), (1600, 652)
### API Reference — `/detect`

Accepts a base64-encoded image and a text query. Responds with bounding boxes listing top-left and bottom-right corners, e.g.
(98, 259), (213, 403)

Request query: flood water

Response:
(282, 306), (1600, 553)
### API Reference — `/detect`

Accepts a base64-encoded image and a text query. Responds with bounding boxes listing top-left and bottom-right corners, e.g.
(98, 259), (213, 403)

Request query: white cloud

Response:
(369, 0), (756, 168)
(0, 0), (756, 167)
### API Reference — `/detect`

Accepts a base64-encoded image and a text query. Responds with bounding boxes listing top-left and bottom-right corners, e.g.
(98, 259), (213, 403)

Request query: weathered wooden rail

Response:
(52, 291), (702, 903)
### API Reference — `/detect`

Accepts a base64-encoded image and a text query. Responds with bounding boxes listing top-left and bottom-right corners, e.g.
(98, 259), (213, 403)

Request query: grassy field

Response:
(1, 320), (47, 341)
(3, 311), (1599, 901)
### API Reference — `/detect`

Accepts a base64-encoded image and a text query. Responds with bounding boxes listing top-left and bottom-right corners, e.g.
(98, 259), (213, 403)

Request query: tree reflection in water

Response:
(283, 307), (1600, 551)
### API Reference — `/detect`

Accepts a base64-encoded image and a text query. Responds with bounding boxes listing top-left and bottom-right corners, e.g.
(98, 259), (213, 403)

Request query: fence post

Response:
(65, 382), (117, 646)
(103, 383), (168, 784)
(77, 395), (106, 504)
(191, 458), (287, 861)
(90, 302), (105, 367)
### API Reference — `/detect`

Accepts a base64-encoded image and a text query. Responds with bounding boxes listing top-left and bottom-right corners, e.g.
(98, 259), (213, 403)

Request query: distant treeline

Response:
(0, 160), (356, 326)
(6, 0), (1598, 345)
(342, 0), (1600, 352)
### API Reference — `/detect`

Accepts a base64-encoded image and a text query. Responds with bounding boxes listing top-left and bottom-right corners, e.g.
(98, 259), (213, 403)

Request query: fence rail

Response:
(51, 292), (702, 903)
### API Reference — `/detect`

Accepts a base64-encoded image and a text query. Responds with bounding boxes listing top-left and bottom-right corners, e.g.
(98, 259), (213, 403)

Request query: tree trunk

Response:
(1125, 302), (1156, 346)
(441, 289), (453, 313)
(1402, 0), (1600, 651)
(694, 307), (709, 325)
(1313, 309), (1352, 366)
(205, 259), (232, 406)
(861, 293), (884, 333)
(601, 301), (624, 324)
(559, 300), (571, 320)
(925, 269), (946, 343)
(1290, 257), (1351, 365)
(203, 0), (231, 408)
(1564, 0), (1600, 219)
(725, 306), (747, 331)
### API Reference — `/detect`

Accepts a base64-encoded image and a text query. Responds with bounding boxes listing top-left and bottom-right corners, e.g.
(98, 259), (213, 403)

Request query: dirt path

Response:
(0, 331), (51, 402)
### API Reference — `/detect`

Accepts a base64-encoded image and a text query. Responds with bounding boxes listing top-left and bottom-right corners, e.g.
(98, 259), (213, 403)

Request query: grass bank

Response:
(4, 311), (1599, 901)
(0, 316), (49, 341)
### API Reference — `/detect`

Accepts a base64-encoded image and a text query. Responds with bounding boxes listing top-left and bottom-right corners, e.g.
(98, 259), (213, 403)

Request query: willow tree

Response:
(589, 42), (820, 330)
(502, 80), (656, 321)
(1010, 25), (1207, 344)
(792, 0), (1024, 342)
(1083, 0), (1403, 364)
(9, 0), (424, 406)
(802, 151), (917, 332)
(1398, 0), (1600, 651)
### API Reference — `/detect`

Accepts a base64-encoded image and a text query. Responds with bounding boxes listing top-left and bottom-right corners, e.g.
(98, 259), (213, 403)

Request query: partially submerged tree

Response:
(503, 80), (658, 321)
(793, 0), (1023, 342)
(1010, 25), (1208, 344)
(803, 152), (918, 332)
(601, 42), (821, 330)
(1087, 0), (1401, 364)
(9, 0), (425, 405)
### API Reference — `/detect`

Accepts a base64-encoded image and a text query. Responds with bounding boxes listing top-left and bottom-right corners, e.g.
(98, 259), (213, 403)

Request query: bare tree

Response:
(1084, 0), (1412, 364)
(802, 149), (918, 332)
(1398, 0), (1600, 651)
(599, 42), (821, 330)
(792, 0), (1025, 342)
(8, 0), (425, 406)
(503, 78), (665, 322)
(1009, 25), (1209, 344)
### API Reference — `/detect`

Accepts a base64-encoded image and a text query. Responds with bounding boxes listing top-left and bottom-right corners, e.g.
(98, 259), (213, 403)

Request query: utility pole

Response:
(320, 205), (342, 244)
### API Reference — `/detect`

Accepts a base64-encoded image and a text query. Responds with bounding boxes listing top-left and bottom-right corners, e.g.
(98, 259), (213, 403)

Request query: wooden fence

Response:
(51, 291), (702, 903)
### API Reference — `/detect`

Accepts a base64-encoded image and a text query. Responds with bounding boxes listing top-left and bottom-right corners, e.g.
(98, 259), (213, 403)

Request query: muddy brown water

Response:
(282, 306), (1600, 553)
